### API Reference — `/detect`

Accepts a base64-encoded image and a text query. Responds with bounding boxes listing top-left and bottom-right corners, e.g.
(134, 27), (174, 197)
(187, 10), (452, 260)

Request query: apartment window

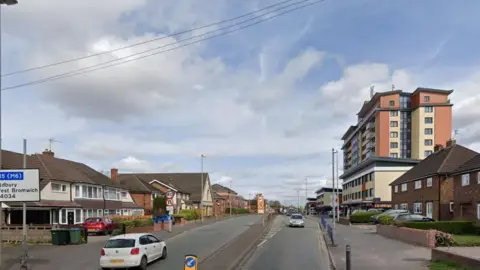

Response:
(424, 106), (433, 113)
(425, 128), (433, 135)
(425, 151), (433, 157)
(424, 96), (430, 102)
(401, 183), (407, 192)
(390, 111), (398, 117)
(390, 132), (398, 138)
(415, 180), (422, 189)
(389, 100), (395, 106)
(424, 117), (433, 124)
(390, 121), (398, 127)
(400, 203), (408, 210)
(425, 139), (433, 146)
(52, 183), (67, 192)
(426, 177), (433, 187)
(390, 142), (398, 148)
(461, 174), (470, 186)
(394, 185), (398, 193)
(413, 202), (422, 214)
(449, 202), (454, 212)
(390, 153), (398, 158)
(369, 188), (374, 197)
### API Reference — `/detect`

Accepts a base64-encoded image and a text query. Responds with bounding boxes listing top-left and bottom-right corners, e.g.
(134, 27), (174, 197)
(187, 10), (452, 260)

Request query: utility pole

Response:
(335, 150), (340, 222)
(331, 148), (336, 231)
(200, 154), (206, 223)
(296, 189), (300, 211)
(229, 180), (233, 216)
(305, 178), (308, 215)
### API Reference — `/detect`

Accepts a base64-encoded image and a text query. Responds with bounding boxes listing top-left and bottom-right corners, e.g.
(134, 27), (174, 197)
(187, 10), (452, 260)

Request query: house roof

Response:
(451, 154), (480, 175)
(390, 144), (478, 186)
(116, 173), (208, 202)
(212, 183), (237, 195)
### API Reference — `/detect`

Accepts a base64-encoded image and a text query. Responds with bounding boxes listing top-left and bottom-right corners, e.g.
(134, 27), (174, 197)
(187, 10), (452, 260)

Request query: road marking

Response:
(257, 239), (267, 247)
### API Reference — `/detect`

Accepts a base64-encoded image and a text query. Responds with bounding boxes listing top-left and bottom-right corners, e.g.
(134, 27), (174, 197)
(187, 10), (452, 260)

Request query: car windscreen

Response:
(85, 218), (102, 223)
(105, 239), (136, 248)
(291, 215), (303, 219)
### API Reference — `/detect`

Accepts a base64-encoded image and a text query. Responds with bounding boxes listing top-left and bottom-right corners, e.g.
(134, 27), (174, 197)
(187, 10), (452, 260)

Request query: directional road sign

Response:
(0, 169), (40, 202)
(184, 254), (198, 270)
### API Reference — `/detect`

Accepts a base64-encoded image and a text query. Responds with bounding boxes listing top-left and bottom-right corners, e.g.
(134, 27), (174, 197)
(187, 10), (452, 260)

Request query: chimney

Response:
(434, 144), (444, 152)
(111, 168), (118, 183)
(446, 139), (456, 147)
(42, 149), (54, 158)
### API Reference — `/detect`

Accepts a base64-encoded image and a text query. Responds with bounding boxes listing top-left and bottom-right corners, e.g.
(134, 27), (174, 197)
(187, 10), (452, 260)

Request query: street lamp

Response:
(200, 154), (206, 223)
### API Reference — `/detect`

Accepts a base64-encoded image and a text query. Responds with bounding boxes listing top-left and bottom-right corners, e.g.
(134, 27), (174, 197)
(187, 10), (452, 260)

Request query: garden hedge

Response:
(349, 212), (379, 223)
(402, 221), (475, 234)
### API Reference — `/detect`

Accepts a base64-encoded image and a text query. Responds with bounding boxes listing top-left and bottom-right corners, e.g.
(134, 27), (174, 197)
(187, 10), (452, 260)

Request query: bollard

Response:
(168, 220), (172, 233)
(346, 244), (351, 270)
(122, 223), (126, 234)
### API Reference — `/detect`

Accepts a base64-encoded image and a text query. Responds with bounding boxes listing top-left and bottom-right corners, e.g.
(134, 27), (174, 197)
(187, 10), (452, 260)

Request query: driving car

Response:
(289, 214), (305, 227)
(100, 233), (167, 269)
(84, 217), (116, 235)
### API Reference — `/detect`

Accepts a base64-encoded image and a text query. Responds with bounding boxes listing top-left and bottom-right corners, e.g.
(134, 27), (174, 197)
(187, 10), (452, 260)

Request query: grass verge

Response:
(429, 260), (474, 270)
(453, 235), (480, 246)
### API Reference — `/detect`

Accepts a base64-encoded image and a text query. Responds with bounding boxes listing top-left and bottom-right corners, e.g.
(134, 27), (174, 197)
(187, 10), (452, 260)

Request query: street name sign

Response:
(0, 169), (40, 202)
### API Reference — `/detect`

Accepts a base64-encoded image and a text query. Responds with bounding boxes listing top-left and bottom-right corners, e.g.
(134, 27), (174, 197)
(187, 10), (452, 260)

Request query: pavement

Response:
(0, 215), (247, 270)
(316, 216), (431, 270)
(239, 215), (330, 270)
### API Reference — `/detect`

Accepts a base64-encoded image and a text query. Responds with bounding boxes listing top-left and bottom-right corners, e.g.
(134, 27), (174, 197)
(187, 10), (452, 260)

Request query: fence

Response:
(320, 216), (334, 245)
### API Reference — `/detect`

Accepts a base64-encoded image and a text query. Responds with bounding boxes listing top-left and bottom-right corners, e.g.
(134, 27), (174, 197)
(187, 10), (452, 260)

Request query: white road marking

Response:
(257, 239), (267, 247)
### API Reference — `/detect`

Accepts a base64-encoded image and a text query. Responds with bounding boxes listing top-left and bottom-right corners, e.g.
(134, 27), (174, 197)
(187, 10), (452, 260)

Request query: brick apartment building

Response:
(390, 141), (478, 220)
(341, 87), (453, 209)
(450, 154), (480, 221)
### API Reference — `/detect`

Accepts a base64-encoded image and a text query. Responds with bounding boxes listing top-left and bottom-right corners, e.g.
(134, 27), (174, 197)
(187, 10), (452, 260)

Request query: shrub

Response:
(133, 218), (153, 227)
(228, 208), (250, 214)
(403, 221), (475, 235)
(349, 212), (379, 223)
(180, 209), (199, 221)
(435, 231), (455, 246)
(378, 215), (394, 225)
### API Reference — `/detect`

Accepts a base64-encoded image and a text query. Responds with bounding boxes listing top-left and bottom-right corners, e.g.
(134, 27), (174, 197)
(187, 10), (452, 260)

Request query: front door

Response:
(67, 211), (74, 225)
(426, 202), (433, 218)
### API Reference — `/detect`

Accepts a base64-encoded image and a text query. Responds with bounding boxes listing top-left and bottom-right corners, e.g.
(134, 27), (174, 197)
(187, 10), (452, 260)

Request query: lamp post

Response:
(200, 154), (205, 223)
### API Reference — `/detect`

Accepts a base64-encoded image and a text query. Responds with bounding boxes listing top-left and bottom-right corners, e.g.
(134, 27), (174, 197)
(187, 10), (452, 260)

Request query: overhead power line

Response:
(1, 0), (324, 91)
(1, 0), (299, 77)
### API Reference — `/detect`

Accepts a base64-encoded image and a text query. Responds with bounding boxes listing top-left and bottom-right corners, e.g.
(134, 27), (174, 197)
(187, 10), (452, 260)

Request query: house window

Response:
(52, 210), (59, 224)
(75, 209), (81, 223)
(389, 100), (395, 106)
(426, 177), (433, 187)
(61, 209), (66, 224)
(88, 186), (93, 198)
(424, 117), (433, 124)
(424, 96), (430, 102)
(478, 172), (480, 184)
(390, 142), (398, 148)
(75, 185), (80, 197)
(425, 128), (433, 135)
(449, 202), (454, 212)
(400, 203), (408, 210)
(477, 204), (480, 220)
(394, 185), (398, 193)
(390, 111), (398, 116)
(390, 153), (398, 158)
(415, 180), (422, 189)
(425, 139), (433, 146)
(394, 204), (398, 209)
(98, 209), (103, 217)
(390, 132), (398, 138)
(462, 174), (470, 186)
(390, 121), (398, 127)
(424, 106), (433, 113)
(52, 183), (67, 192)
(413, 202), (422, 214)
(401, 183), (407, 192)
(425, 151), (433, 157)
(121, 192), (127, 198)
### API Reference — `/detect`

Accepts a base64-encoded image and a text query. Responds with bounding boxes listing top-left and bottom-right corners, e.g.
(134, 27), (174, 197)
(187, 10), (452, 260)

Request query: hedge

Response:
(350, 212), (379, 223)
(178, 209), (201, 221)
(378, 215), (393, 225)
(226, 208), (250, 214)
(402, 221), (475, 235)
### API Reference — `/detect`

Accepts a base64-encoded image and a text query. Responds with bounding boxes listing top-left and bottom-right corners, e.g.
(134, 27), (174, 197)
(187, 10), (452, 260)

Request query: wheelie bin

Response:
(69, 228), (82, 244)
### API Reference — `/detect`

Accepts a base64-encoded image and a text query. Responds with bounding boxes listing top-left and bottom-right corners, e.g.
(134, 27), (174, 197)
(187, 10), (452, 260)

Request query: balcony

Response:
(366, 141), (375, 149)
(366, 132), (374, 140)
(366, 121), (374, 129)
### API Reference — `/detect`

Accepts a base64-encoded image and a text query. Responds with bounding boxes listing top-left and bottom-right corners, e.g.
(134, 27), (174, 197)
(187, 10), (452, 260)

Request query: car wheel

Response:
(139, 255), (148, 270)
(161, 247), (167, 259)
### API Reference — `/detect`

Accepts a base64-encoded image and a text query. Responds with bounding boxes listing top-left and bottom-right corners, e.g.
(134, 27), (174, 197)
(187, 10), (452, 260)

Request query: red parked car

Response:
(83, 217), (115, 235)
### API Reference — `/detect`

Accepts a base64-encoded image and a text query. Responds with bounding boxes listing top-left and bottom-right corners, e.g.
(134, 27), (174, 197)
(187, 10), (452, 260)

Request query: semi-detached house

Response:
(4, 150), (143, 225)
(450, 154), (480, 221)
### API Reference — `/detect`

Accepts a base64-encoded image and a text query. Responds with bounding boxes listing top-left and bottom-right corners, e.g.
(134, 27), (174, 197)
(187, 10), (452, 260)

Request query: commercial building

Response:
(340, 87), (453, 209)
(315, 187), (342, 213)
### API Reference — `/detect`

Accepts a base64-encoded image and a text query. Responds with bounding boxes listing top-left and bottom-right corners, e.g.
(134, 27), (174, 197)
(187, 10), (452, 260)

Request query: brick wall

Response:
(376, 225), (436, 248)
(453, 171), (480, 221)
(432, 249), (480, 269)
(131, 193), (152, 213)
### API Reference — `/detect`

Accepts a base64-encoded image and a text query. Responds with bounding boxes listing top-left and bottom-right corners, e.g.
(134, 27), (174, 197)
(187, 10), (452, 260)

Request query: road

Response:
(240, 215), (330, 270)
(1, 215), (260, 270)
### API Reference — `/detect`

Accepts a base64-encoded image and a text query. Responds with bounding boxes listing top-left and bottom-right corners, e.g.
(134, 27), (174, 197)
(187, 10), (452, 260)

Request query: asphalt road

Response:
(240, 215), (330, 270)
(1, 215), (258, 270)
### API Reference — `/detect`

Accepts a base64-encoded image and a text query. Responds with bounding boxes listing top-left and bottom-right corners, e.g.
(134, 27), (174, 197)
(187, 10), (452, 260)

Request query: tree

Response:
(269, 200), (282, 209)
(152, 196), (166, 214)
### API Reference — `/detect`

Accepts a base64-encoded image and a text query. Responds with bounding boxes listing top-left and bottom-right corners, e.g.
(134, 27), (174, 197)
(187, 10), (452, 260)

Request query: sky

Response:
(2, 0), (480, 206)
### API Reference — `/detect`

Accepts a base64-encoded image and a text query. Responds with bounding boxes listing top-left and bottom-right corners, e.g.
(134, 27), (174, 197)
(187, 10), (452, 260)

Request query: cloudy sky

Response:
(2, 0), (480, 206)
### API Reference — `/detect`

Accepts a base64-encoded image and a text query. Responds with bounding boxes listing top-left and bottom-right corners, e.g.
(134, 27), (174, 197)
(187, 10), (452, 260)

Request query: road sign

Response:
(0, 169), (40, 202)
(184, 254), (198, 270)
(166, 190), (175, 199)
(166, 199), (173, 206)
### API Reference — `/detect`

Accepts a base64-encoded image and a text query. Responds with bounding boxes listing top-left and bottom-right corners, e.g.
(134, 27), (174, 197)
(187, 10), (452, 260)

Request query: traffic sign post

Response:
(184, 254), (198, 270)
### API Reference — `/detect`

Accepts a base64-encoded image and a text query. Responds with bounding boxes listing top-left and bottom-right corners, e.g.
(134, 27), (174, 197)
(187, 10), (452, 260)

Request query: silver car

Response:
(289, 214), (305, 227)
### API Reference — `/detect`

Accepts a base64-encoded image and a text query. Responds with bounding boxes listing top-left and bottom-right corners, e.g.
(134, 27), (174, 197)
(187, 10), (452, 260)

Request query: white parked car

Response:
(100, 233), (167, 269)
(289, 214), (305, 227)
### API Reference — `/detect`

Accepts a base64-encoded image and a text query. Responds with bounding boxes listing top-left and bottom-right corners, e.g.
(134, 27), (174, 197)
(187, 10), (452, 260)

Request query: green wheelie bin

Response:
(69, 228), (82, 244)
(51, 229), (61, 245)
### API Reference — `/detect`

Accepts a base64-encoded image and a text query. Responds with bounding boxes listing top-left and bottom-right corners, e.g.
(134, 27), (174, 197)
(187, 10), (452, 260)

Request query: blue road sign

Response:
(0, 171), (24, 181)
(185, 257), (196, 267)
